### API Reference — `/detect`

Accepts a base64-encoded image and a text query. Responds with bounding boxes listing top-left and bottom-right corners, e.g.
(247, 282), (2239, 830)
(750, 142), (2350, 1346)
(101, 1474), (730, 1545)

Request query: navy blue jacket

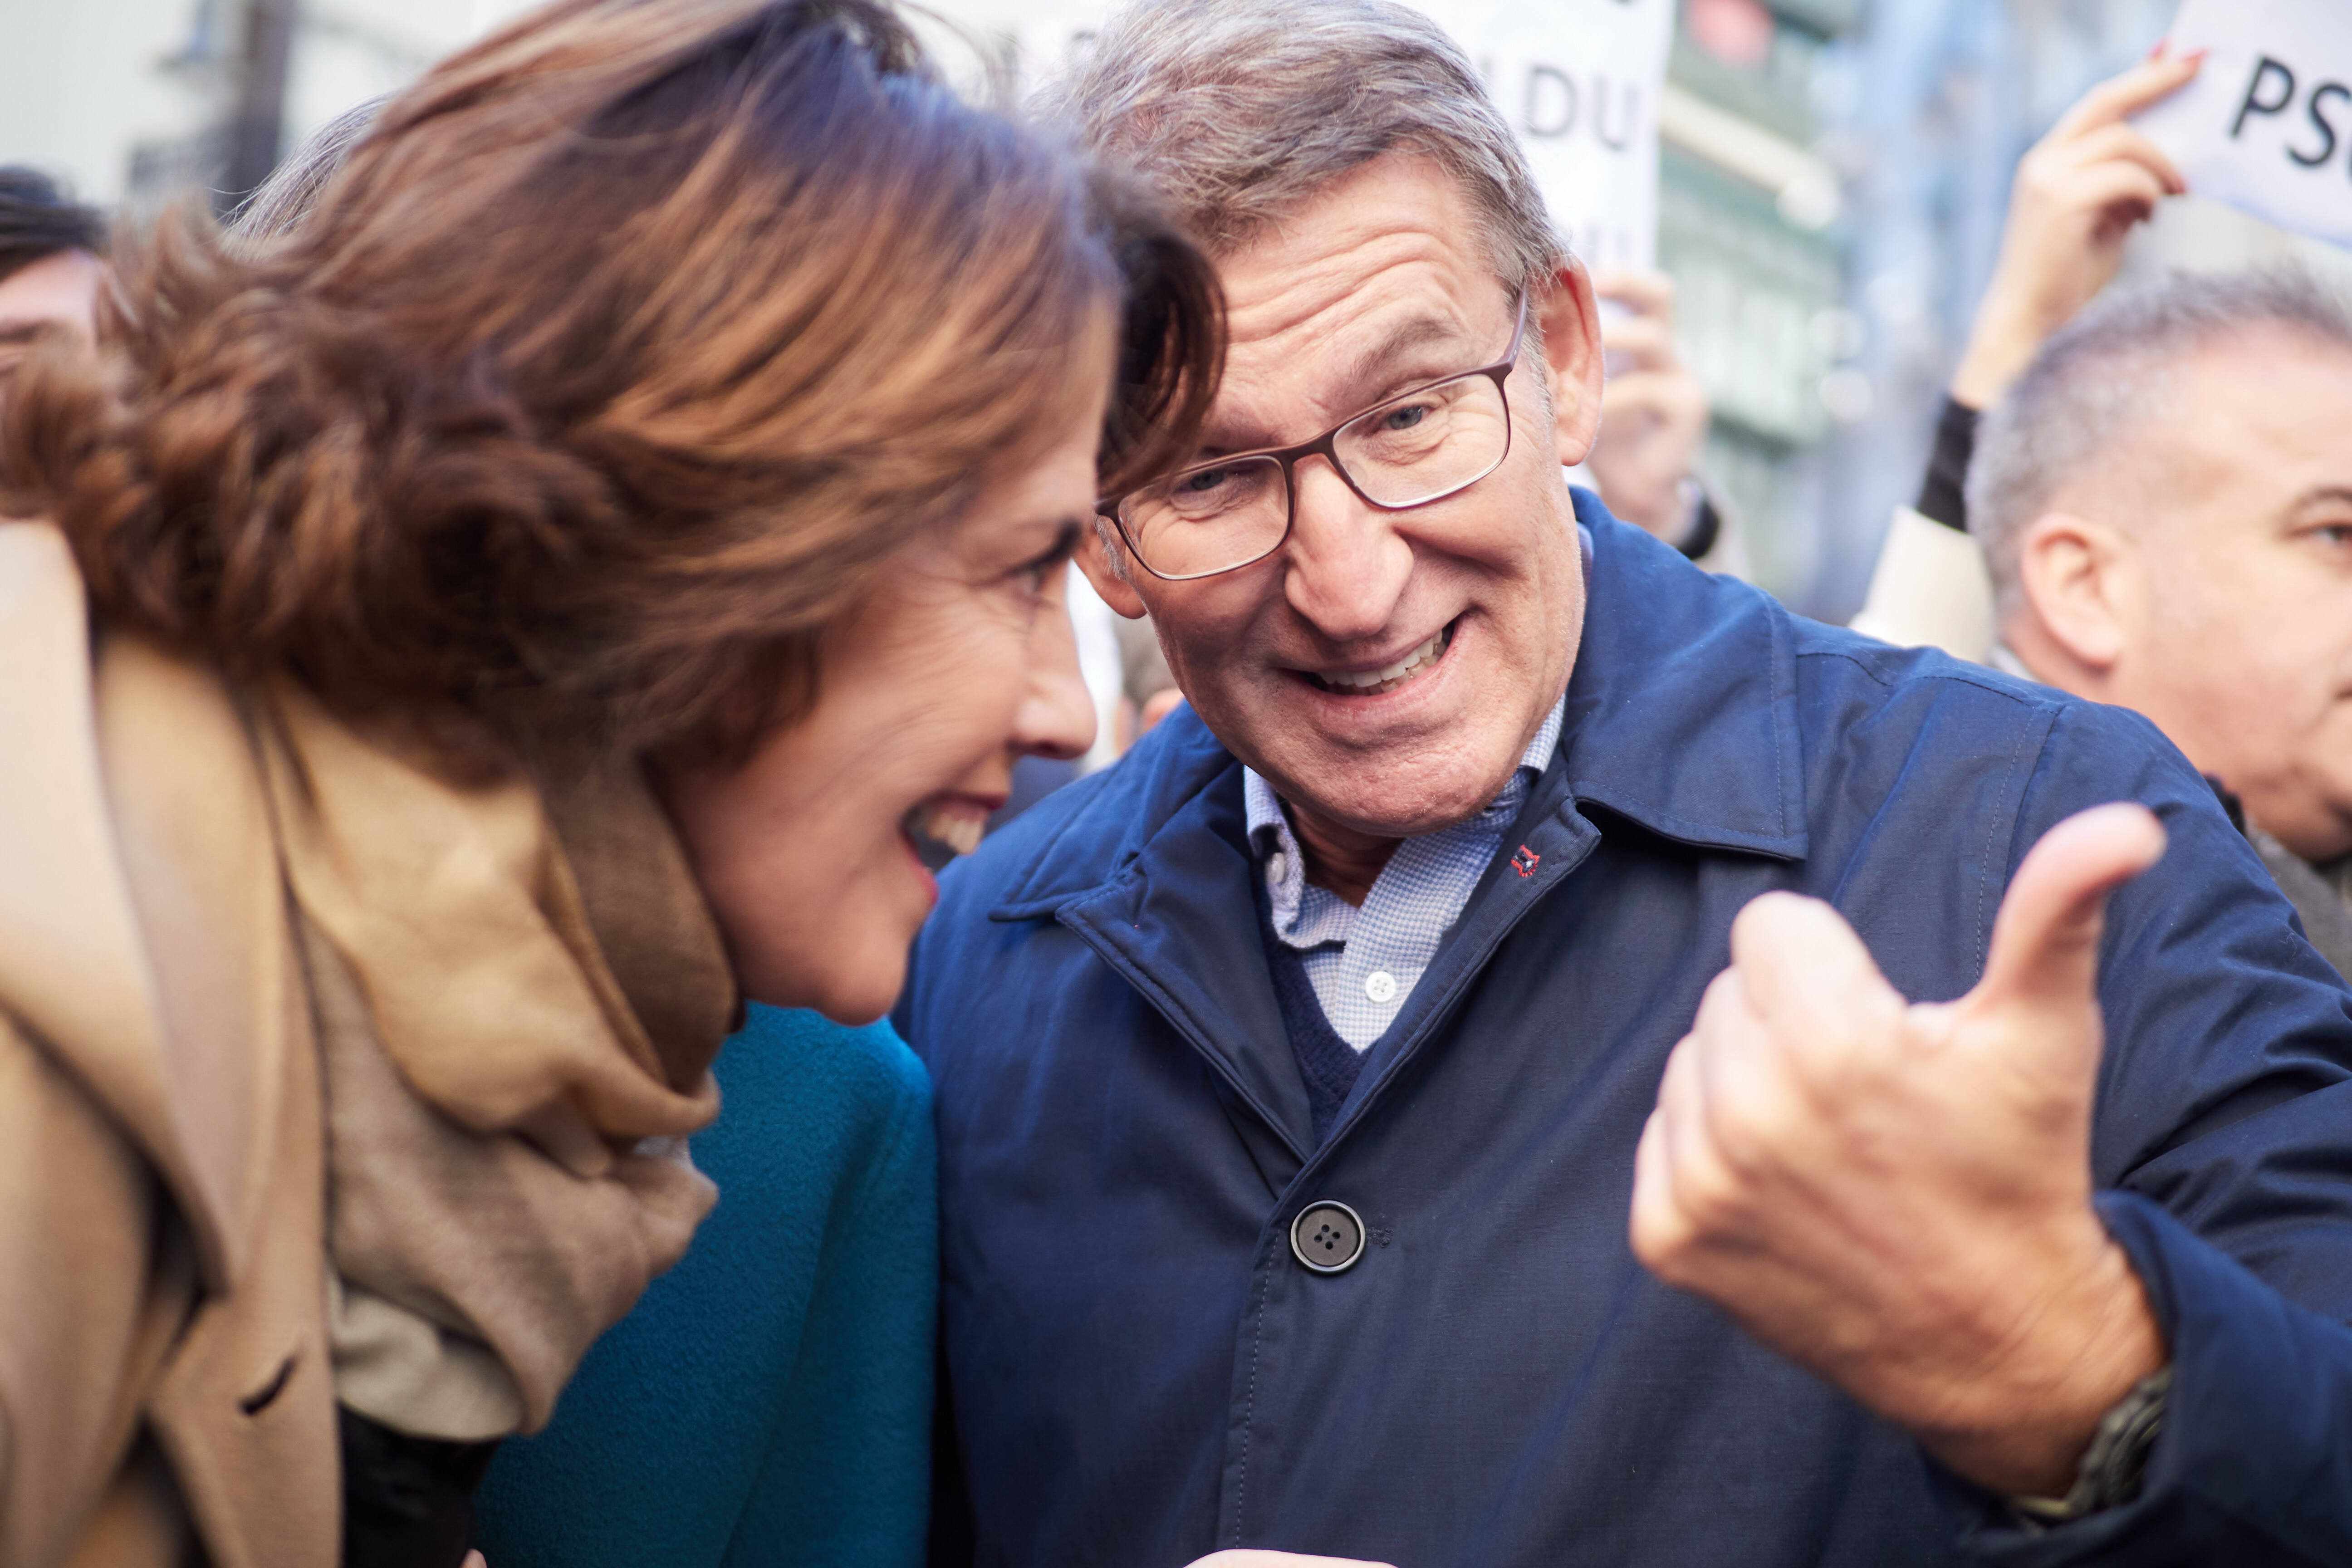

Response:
(897, 502), (2352, 1568)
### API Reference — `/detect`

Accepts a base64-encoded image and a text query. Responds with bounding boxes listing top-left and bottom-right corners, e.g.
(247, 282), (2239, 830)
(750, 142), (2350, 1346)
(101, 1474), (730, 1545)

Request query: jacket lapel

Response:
(1323, 762), (1602, 1155)
(1056, 769), (1316, 1167)
(0, 525), (240, 1289)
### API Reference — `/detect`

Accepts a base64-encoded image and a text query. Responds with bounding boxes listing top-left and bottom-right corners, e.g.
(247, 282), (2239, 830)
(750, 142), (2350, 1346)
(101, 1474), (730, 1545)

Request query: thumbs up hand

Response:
(1630, 804), (2171, 1497)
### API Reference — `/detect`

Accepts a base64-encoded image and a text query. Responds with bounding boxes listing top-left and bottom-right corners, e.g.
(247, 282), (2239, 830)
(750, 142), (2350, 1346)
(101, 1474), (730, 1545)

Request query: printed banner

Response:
(2136, 0), (2352, 251)
(942, 0), (1676, 270)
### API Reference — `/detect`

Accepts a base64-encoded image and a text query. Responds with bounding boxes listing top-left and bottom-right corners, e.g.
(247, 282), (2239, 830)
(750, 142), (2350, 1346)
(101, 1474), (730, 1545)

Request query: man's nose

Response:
(1283, 458), (1413, 643)
(1014, 585), (1097, 764)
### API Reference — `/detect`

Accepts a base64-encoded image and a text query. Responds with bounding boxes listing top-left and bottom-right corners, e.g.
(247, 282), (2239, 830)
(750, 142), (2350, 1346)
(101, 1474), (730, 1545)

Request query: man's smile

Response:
(1300, 617), (1460, 696)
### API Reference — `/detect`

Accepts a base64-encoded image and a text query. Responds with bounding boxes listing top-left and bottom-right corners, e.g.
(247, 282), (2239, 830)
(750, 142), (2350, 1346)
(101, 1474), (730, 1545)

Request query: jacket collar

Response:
(993, 495), (1806, 921)
(1552, 491), (1808, 860)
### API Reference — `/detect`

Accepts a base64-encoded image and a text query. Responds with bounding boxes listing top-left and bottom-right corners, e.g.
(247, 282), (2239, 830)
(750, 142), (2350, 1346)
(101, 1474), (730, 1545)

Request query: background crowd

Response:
(10, 0), (2352, 616)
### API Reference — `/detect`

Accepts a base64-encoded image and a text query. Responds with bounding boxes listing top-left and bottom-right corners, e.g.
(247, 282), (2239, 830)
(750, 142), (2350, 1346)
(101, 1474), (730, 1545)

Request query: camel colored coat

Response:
(0, 519), (731, 1568)
(0, 521), (336, 1568)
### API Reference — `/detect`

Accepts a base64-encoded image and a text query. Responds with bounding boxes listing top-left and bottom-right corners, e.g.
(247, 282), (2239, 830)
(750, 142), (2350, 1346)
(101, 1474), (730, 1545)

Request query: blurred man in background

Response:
(1844, 44), (2352, 974)
(1971, 269), (2352, 975)
(0, 166), (103, 362)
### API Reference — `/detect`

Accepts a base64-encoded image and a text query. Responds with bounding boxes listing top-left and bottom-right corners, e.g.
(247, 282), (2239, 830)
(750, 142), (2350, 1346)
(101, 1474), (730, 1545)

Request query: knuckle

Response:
(1728, 893), (1789, 947)
(1693, 968), (1744, 1028)
(1673, 1146), (1750, 1236)
(1787, 1013), (1879, 1092)
(1706, 1092), (1790, 1182)
(1629, 1199), (1697, 1274)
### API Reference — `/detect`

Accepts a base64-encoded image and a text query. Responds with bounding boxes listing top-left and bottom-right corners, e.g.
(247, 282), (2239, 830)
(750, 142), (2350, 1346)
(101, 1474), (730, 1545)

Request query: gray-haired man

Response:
(897, 5), (2352, 1565)
(1975, 268), (2352, 974)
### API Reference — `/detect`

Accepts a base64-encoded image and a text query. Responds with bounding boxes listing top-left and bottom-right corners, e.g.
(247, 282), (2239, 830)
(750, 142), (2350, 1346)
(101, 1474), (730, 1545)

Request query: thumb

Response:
(1970, 803), (2166, 1020)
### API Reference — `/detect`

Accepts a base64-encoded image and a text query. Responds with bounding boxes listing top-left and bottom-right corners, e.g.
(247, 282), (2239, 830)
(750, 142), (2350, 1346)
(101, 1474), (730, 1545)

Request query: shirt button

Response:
(1266, 851), (1289, 886)
(1289, 1201), (1367, 1274)
(1364, 970), (1398, 1004)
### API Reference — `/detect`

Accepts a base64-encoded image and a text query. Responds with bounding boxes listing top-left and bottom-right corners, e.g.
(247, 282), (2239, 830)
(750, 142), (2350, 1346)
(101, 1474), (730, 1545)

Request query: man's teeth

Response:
(907, 803), (985, 858)
(1316, 627), (1447, 695)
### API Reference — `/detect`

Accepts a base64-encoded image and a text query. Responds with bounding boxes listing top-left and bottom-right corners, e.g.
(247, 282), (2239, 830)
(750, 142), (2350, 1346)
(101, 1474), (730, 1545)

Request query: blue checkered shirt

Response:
(1244, 694), (1566, 1049)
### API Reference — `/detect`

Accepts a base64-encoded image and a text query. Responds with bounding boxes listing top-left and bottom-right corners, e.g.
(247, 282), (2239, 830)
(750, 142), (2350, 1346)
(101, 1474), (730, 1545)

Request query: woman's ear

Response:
(1539, 257), (1605, 466)
(1075, 521), (1150, 619)
(2016, 510), (2132, 672)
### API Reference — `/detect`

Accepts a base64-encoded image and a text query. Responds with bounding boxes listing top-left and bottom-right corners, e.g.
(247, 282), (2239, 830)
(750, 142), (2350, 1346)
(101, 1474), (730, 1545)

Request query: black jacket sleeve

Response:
(1915, 396), (1983, 533)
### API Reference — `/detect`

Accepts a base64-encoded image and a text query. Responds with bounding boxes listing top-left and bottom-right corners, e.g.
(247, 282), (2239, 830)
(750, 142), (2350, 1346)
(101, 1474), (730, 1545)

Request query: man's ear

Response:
(1539, 256), (1605, 466)
(2016, 510), (2132, 671)
(1076, 521), (1150, 619)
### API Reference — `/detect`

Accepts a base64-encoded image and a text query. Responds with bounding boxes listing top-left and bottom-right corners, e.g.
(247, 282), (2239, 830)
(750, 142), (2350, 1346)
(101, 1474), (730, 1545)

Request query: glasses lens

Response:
(1334, 373), (1510, 509)
(1119, 456), (1289, 579)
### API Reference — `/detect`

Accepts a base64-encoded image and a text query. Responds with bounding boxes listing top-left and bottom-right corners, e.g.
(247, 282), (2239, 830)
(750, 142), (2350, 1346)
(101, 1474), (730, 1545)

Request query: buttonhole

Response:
(239, 1353), (297, 1416)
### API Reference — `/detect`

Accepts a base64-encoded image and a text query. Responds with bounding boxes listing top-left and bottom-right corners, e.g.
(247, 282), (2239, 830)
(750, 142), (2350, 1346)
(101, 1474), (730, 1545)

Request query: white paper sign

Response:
(2136, 0), (2352, 251)
(938, 0), (1676, 270)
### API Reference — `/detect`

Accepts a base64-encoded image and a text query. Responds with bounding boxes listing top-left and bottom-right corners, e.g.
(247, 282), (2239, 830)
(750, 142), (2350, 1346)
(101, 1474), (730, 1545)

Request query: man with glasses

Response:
(896, 3), (2352, 1565)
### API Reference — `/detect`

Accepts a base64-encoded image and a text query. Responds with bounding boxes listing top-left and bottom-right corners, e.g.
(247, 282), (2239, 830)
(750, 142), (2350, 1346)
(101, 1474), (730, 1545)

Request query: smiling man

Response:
(896, 4), (2352, 1564)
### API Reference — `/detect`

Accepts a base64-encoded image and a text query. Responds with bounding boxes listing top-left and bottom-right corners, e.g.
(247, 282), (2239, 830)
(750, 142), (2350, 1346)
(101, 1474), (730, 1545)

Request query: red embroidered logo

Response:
(1511, 844), (1541, 877)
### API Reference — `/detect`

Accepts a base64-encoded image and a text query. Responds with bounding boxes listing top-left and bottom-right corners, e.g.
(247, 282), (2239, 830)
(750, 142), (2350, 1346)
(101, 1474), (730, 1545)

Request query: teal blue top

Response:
(471, 1005), (936, 1568)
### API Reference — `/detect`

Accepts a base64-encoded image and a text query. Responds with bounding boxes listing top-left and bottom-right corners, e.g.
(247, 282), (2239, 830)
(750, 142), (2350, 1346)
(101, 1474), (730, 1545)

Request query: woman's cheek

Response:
(948, 602), (1049, 748)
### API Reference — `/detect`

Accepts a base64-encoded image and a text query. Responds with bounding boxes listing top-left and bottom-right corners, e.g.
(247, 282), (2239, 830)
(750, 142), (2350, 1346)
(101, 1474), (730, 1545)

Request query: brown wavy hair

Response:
(0, 0), (1220, 767)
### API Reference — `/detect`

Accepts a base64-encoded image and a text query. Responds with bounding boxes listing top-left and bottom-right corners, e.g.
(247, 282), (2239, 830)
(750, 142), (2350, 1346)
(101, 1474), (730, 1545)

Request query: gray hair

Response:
(1035, 0), (1561, 285)
(1970, 266), (2352, 617)
(227, 96), (385, 251)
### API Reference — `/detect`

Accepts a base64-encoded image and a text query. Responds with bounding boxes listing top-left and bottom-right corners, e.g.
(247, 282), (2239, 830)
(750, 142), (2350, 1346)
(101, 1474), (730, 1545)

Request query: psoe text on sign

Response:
(2230, 54), (2352, 175)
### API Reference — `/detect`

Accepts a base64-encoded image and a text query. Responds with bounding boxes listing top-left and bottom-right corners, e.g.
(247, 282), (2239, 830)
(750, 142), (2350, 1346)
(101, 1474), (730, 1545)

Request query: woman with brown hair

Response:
(0, 2), (1220, 1565)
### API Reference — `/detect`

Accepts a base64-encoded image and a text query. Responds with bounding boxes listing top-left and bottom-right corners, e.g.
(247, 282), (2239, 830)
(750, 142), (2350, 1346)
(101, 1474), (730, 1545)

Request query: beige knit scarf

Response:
(251, 680), (737, 1441)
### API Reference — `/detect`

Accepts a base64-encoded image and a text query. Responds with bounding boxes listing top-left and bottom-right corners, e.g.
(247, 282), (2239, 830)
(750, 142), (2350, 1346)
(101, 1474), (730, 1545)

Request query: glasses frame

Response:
(1100, 291), (1530, 582)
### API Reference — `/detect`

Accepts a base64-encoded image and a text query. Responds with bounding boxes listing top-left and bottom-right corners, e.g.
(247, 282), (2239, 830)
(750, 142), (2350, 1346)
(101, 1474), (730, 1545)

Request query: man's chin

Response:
(1277, 760), (1523, 841)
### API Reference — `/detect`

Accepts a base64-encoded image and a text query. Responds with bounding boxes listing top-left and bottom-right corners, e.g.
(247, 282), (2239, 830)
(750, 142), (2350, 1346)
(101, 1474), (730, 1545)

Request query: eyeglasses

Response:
(1100, 292), (1528, 582)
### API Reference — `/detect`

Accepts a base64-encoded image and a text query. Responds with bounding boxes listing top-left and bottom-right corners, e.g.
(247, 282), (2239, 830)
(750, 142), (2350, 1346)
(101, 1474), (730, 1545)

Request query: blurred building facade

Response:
(1653, 0), (1860, 606)
(0, 0), (484, 215)
(8, 0), (2350, 617)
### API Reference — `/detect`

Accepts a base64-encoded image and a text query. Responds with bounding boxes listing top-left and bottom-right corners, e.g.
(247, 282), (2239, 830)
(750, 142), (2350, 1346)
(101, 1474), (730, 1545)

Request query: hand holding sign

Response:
(1951, 52), (2200, 407)
(1588, 270), (1710, 540)
(2136, 0), (2352, 252)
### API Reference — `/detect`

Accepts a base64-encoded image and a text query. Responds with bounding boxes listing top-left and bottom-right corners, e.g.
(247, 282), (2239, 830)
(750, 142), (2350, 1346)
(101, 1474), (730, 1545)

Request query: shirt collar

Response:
(1241, 693), (1564, 927)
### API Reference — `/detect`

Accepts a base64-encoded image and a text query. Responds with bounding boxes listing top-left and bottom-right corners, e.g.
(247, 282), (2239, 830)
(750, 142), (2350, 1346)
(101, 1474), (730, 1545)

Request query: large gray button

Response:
(1289, 1201), (1366, 1274)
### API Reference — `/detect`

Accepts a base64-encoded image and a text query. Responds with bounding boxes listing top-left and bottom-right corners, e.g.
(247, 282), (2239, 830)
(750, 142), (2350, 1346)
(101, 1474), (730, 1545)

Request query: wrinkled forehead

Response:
(1202, 155), (1518, 450)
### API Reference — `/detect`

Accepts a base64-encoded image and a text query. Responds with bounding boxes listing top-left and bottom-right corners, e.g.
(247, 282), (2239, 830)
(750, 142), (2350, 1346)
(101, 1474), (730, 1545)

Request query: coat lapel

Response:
(1057, 769), (1317, 1167)
(92, 630), (304, 1294)
(0, 525), (240, 1289)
